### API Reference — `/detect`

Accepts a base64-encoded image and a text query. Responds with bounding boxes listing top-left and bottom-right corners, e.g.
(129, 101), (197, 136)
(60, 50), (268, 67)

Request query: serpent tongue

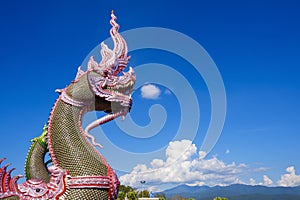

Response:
(84, 111), (124, 148)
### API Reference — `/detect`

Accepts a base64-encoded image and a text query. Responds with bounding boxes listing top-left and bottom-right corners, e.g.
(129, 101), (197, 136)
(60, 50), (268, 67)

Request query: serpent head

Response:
(87, 12), (135, 114)
(61, 11), (135, 148)
(71, 11), (135, 115)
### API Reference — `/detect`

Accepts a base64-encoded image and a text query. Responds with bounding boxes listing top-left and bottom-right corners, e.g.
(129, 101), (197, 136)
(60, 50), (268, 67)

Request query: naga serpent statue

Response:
(0, 11), (136, 200)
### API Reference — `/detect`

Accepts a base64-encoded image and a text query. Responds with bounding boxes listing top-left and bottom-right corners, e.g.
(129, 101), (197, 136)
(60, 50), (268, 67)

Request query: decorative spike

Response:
(90, 11), (130, 77)
(8, 168), (15, 176)
(110, 11), (119, 32)
(1, 164), (12, 193)
(88, 56), (99, 70)
(4, 172), (11, 192)
(55, 89), (63, 94)
(9, 175), (22, 192)
(3, 163), (10, 170)
(99, 42), (114, 70)
(74, 66), (85, 82)
(0, 158), (22, 197)
(0, 158), (5, 165)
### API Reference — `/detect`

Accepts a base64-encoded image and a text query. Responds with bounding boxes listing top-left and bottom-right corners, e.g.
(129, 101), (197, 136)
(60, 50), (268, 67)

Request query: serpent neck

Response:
(47, 82), (109, 177)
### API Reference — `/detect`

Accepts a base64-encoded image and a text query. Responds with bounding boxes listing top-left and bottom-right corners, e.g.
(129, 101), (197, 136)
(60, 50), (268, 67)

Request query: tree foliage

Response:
(119, 185), (136, 194)
(117, 185), (138, 200)
(127, 191), (138, 200)
(117, 184), (168, 200)
(138, 190), (150, 198)
(169, 195), (194, 200)
(155, 193), (166, 200)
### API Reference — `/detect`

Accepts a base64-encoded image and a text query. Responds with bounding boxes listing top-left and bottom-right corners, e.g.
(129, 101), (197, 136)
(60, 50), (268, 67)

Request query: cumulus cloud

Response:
(119, 140), (300, 189)
(263, 175), (273, 186)
(277, 166), (300, 187)
(249, 175), (273, 186)
(120, 140), (247, 188)
(141, 84), (161, 99)
(249, 178), (256, 185)
(249, 168), (300, 187)
(165, 140), (197, 163)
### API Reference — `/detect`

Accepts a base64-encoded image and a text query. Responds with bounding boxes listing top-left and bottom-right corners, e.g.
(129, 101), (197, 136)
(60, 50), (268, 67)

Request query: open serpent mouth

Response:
(85, 66), (136, 148)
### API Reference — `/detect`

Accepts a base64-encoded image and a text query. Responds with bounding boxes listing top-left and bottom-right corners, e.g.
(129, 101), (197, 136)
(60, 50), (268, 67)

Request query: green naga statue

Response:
(0, 11), (136, 200)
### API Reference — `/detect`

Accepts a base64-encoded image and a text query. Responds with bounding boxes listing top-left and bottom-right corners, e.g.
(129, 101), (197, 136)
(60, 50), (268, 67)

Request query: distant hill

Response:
(161, 184), (300, 200)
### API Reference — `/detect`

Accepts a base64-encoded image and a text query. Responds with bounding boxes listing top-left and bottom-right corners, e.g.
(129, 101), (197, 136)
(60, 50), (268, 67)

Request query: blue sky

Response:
(1, 0), (300, 192)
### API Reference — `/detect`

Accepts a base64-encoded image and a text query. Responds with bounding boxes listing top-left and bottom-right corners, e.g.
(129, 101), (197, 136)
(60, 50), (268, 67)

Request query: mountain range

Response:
(160, 184), (300, 200)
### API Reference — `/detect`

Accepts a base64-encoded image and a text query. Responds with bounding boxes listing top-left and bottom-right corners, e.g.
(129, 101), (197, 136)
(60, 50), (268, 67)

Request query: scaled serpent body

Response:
(47, 74), (110, 199)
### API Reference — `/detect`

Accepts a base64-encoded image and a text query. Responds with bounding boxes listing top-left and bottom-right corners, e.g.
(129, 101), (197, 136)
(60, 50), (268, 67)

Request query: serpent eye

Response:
(35, 188), (42, 192)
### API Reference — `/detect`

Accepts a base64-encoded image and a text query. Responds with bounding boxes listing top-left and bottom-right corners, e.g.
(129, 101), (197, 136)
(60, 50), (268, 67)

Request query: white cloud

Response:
(287, 166), (295, 173)
(226, 149), (230, 154)
(120, 140), (247, 188)
(277, 166), (300, 187)
(119, 140), (300, 190)
(248, 167), (300, 187)
(249, 176), (273, 186)
(263, 175), (273, 186)
(151, 159), (164, 168)
(249, 178), (256, 185)
(141, 84), (161, 99)
(165, 140), (197, 163)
